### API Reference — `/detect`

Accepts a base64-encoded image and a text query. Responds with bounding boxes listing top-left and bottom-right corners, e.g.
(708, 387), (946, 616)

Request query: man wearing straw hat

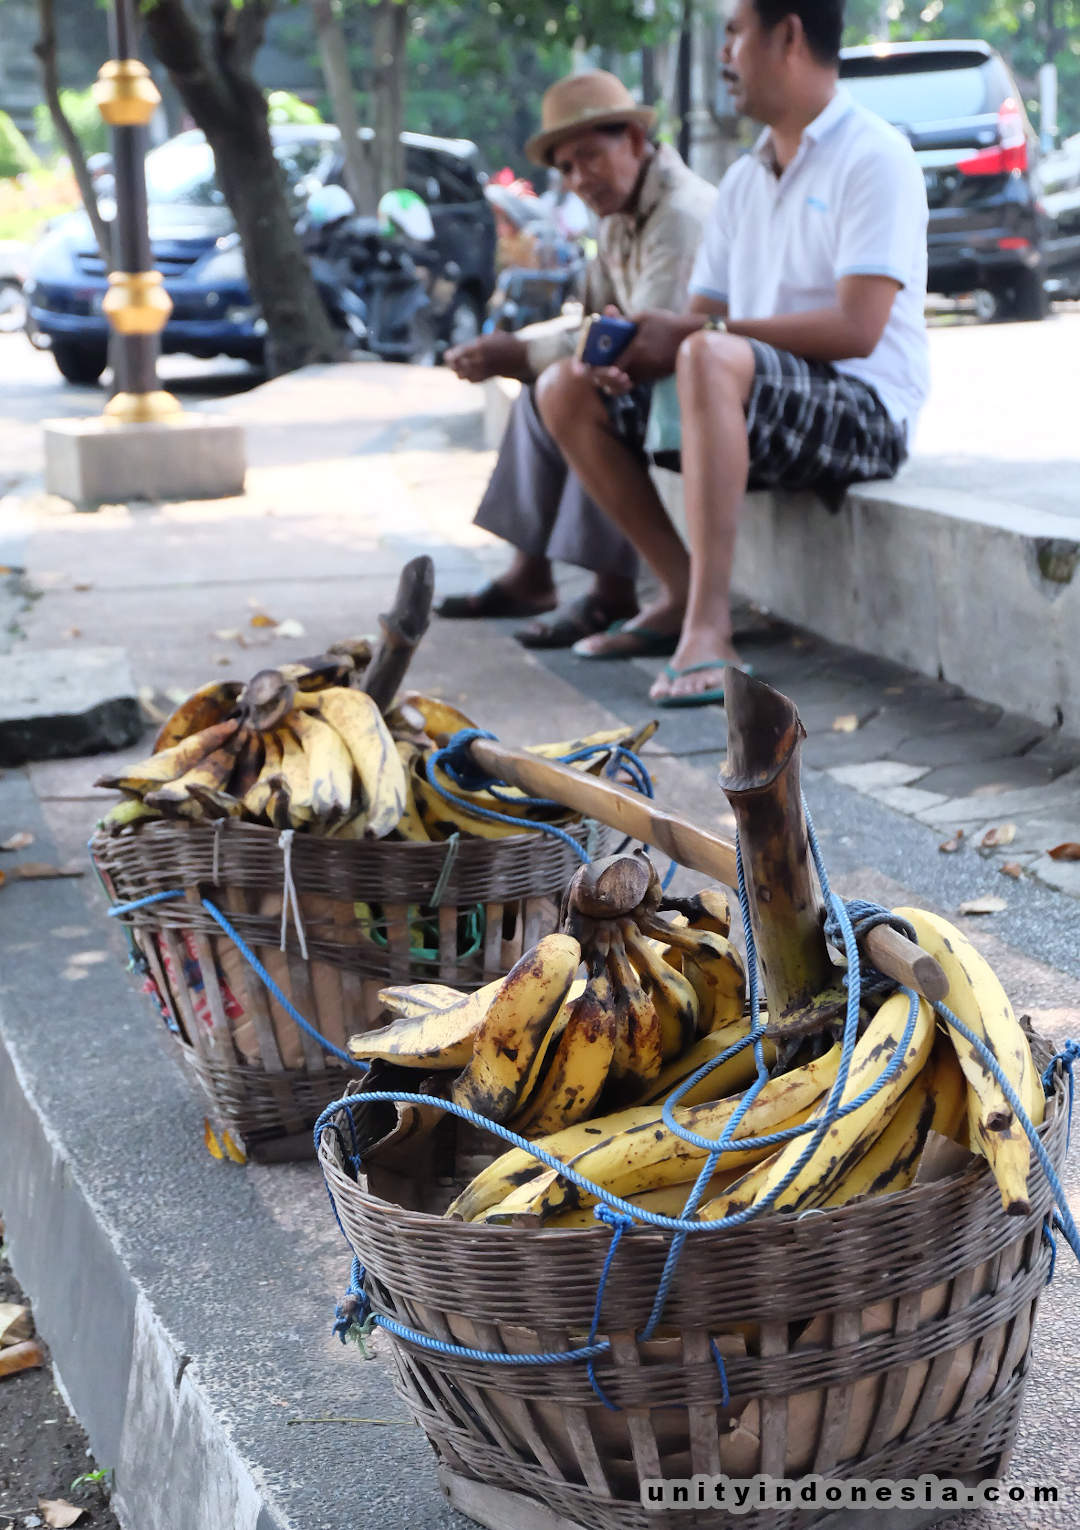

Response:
(437, 71), (716, 652)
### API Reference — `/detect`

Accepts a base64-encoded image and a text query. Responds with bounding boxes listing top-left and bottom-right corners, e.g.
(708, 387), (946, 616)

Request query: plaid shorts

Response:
(745, 340), (907, 492)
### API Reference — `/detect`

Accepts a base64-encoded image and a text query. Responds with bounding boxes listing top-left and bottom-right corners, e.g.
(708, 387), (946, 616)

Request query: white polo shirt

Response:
(689, 89), (929, 428)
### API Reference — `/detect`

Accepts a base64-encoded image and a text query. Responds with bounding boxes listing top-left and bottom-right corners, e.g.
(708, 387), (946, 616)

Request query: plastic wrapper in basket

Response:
(91, 815), (612, 1154)
(317, 1043), (1069, 1530)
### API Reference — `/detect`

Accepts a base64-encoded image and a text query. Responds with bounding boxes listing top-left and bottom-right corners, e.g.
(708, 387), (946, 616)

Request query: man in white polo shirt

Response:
(537, 0), (929, 705)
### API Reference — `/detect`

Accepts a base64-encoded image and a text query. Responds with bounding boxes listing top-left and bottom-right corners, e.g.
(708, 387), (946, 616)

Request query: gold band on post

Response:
(101, 270), (173, 335)
(104, 390), (182, 424)
(93, 59), (161, 127)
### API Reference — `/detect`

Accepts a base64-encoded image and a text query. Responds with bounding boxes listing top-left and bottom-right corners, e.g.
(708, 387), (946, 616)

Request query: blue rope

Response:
(1045, 1038), (1079, 1153)
(107, 889), (186, 916)
(588, 1205), (634, 1410)
(1043, 1213), (1063, 1285)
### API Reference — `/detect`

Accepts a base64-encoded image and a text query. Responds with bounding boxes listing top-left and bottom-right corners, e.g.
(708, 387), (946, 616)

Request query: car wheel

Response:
(52, 340), (107, 385)
(0, 280), (26, 333)
(972, 288), (1001, 323)
(1001, 268), (1049, 323)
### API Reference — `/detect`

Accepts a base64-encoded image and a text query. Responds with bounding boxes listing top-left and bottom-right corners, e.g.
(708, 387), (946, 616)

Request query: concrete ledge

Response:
(0, 646), (142, 766)
(43, 414), (247, 508)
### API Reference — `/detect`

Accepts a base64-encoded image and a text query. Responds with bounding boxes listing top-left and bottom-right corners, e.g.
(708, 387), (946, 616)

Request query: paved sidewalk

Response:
(0, 359), (1077, 1530)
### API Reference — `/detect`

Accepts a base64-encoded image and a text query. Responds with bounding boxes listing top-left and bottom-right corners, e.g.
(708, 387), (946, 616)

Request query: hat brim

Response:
(525, 106), (657, 168)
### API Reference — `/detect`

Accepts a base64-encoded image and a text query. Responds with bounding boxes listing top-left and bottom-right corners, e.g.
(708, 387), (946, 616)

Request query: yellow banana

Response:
(348, 979), (505, 1069)
(273, 724), (315, 827)
(448, 1048), (838, 1222)
(99, 798), (163, 832)
(377, 976), (504, 1022)
(541, 1170), (745, 1228)
(640, 913), (746, 1033)
(411, 760), (541, 842)
(394, 691), (477, 747)
(510, 957), (617, 1137)
(451, 934), (582, 1122)
(96, 717), (241, 794)
(747, 989), (937, 1214)
(229, 728), (265, 804)
(634, 1023), (774, 1108)
(895, 906), (1044, 1216)
(288, 708), (355, 825)
(242, 729), (282, 821)
(144, 728), (245, 810)
(820, 1036), (968, 1209)
(606, 926), (664, 1099)
(152, 680), (243, 753)
(297, 687), (405, 839)
(620, 918), (698, 1058)
(390, 741), (434, 842)
(277, 655), (355, 691)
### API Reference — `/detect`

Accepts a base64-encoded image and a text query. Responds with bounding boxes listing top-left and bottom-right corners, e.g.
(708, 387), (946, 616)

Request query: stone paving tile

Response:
(888, 727), (1044, 770)
(802, 719), (915, 769)
(917, 770), (1080, 827)
(870, 783), (950, 816)
(1028, 852), (1080, 897)
(915, 757), (1065, 797)
(828, 761), (930, 791)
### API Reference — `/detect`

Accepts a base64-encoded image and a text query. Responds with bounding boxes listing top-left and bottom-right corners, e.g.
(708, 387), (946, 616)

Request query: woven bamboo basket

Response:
(317, 1043), (1069, 1530)
(92, 816), (610, 1154)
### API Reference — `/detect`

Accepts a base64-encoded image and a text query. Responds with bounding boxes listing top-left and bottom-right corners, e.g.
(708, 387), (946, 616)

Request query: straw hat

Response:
(525, 71), (657, 168)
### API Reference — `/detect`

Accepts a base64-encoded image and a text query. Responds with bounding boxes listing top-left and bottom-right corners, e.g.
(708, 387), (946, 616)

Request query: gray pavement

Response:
(0, 351), (1078, 1530)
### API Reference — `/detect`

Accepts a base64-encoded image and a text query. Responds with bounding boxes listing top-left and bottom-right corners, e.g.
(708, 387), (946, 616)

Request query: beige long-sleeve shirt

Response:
(523, 143), (718, 376)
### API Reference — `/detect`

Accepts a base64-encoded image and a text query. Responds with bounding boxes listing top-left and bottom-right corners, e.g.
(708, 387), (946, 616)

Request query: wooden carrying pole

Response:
(467, 729), (946, 1007)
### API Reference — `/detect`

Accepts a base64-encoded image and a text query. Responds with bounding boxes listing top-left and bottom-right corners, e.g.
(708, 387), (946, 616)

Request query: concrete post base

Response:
(43, 413), (246, 508)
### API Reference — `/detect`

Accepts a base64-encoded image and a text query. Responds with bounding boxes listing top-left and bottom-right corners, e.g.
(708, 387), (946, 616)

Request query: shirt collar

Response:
(606, 143), (680, 231)
(751, 87), (854, 167)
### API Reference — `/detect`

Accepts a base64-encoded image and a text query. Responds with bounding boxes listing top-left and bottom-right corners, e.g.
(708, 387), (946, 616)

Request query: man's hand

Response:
(445, 331), (529, 384)
(573, 306), (697, 396)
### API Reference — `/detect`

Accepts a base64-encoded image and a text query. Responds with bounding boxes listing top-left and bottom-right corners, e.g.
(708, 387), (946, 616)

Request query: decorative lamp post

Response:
(91, 0), (180, 424)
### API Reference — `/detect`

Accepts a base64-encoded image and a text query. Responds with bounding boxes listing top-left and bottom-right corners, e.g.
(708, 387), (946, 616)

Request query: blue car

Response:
(25, 122), (496, 382)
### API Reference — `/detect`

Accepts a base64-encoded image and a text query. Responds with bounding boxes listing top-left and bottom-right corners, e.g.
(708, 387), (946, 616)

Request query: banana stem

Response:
(721, 669), (836, 1026)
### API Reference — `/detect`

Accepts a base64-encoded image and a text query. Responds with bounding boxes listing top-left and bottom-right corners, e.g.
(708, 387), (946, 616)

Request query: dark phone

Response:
(576, 314), (638, 367)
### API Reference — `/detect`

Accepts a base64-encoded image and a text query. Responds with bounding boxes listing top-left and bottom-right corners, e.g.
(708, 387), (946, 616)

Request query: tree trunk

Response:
(310, 0), (377, 215)
(143, 0), (341, 376)
(35, 0), (111, 266)
(372, 0), (407, 199)
(720, 669), (837, 1034)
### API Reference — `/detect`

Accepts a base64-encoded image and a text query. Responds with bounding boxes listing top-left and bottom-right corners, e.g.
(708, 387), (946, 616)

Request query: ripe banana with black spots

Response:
(449, 1046), (838, 1222)
(348, 977), (507, 1069)
(144, 726), (246, 811)
(744, 989), (937, 1215)
(640, 914), (746, 1033)
(96, 717), (241, 794)
(272, 724), (315, 827)
(289, 708), (355, 826)
(820, 1035), (968, 1209)
(242, 729), (282, 820)
(635, 1023), (774, 1107)
(152, 680), (243, 753)
(450, 934), (582, 1122)
(510, 957), (617, 1137)
(377, 977), (504, 1022)
(620, 918), (698, 1058)
(605, 926), (664, 1100)
(391, 741), (433, 842)
(895, 906), (1044, 1216)
(297, 687), (405, 839)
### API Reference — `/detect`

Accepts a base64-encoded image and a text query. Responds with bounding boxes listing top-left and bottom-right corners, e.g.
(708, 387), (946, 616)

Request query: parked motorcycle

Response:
(302, 185), (462, 365)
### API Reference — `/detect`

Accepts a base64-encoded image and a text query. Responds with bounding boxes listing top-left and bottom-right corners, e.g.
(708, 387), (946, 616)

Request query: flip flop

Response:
(653, 659), (755, 709)
(516, 594), (638, 651)
(436, 583), (557, 621)
(571, 619), (681, 661)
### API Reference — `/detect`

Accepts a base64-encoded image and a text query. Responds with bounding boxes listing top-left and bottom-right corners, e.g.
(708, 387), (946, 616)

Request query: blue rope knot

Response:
(436, 728), (501, 794)
(1044, 1039), (1079, 1151)
(333, 1255), (372, 1343)
(587, 1205), (634, 1411)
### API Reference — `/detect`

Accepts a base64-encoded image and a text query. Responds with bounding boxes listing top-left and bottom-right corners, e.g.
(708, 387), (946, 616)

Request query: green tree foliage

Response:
(844, 0), (1080, 138)
(0, 110), (39, 179)
(32, 86), (109, 162)
(266, 87), (324, 123)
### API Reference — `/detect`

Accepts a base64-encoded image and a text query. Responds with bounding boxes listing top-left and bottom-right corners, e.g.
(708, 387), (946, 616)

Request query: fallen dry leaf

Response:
(958, 896), (1007, 916)
(39, 1500), (86, 1528)
(72, 582), (93, 593)
(213, 653), (233, 667)
(204, 1117), (224, 1160)
(831, 714), (859, 734)
(274, 618), (305, 640)
(15, 862), (85, 880)
(0, 868), (6, 889)
(1047, 842), (1080, 862)
(213, 627), (242, 642)
(64, 626), (82, 639)
(0, 831), (33, 851)
(249, 613), (277, 628)
(1000, 862), (1024, 880)
(980, 823), (1017, 848)
(939, 835), (963, 854)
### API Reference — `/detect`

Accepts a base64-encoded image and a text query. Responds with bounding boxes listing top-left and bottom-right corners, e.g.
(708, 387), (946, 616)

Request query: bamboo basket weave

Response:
(92, 816), (610, 1153)
(318, 1045), (1069, 1530)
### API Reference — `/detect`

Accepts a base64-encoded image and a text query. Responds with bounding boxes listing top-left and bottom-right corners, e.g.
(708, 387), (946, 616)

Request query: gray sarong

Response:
(474, 385), (640, 581)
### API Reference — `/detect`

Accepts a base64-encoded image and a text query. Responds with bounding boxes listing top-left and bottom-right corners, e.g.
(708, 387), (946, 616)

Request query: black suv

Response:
(840, 41), (1053, 321)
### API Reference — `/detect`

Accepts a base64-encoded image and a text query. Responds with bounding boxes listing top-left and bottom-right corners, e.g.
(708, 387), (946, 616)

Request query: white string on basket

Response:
(277, 828), (309, 960)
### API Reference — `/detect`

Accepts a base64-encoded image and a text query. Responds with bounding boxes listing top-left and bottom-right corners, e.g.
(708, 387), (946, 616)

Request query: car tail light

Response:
(997, 236), (1031, 250)
(958, 98), (1028, 176)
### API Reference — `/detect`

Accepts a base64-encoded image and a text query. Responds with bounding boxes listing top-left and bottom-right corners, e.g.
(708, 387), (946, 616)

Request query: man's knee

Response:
(536, 357), (603, 439)
(676, 330), (754, 407)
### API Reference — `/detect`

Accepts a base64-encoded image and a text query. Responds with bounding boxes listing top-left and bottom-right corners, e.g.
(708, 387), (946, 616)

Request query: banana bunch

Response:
(350, 854), (1047, 1230)
(96, 650), (408, 839)
(386, 693), (658, 844)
